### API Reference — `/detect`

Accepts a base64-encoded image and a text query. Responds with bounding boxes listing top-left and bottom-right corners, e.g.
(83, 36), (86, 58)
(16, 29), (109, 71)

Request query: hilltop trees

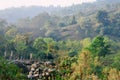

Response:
(96, 10), (120, 37)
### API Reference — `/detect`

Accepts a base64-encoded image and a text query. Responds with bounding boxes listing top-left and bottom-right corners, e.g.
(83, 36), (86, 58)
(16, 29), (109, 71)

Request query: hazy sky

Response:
(0, 0), (96, 10)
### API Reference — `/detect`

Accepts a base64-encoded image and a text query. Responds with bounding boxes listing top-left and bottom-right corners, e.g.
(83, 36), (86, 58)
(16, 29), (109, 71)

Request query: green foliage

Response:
(108, 52), (120, 70)
(15, 41), (27, 53)
(33, 37), (47, 52)
(33, 37), (58, 60)
(80, 38), (91, 49)
(87, 36), (111, 57)
(0, 57), (26, 80)
(112, 56), (120, 70)
(0, 2), (120, 79)
(68, 50), (78, 57)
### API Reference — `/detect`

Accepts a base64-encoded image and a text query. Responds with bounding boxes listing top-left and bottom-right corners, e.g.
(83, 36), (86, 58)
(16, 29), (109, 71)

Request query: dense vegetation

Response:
(0, 0), (120, 80)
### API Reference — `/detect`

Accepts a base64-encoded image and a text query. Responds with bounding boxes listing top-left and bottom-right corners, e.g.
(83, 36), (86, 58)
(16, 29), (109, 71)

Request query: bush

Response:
(0, 57), (26, 80)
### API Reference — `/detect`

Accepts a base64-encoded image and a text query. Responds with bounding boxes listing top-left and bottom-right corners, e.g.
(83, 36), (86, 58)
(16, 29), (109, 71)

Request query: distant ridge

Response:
(0, 0), (120, 23)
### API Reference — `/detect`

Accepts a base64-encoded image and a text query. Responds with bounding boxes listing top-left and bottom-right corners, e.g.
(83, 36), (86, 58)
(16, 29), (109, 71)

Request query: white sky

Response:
(0, 0), (96, 10)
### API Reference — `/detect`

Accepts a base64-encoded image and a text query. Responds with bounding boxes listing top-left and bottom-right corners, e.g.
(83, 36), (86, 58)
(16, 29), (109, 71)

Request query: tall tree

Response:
(96, 10), (110, 26)
(70, 16), (77, 25)
(87, 36), (111, 57)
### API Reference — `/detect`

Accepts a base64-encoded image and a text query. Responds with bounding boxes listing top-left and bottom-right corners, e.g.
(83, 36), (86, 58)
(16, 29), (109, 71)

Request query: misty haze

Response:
(0, 0), (120, 80)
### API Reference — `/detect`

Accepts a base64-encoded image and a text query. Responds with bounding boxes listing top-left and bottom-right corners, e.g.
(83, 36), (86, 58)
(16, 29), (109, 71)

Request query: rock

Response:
(31, 67), (35, 71)
(36, 68), (40, 72)
(31, 63), (37, 69)
(27, 74), (33, 79)
(45, 72), (49, 76)
(29, 71), (33, 75)
(42, 73), (45, 76)
(48, 68), (55, 73)
(34, 74), (39, 77)
(43, 68), (48, 72)
(27, 61), (57, 79)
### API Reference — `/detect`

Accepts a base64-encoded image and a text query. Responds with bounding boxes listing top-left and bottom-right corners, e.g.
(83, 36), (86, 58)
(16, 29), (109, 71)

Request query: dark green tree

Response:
(70, 16), (77, 25)
(87, 36), (111, 57)
(33, 37), (58, 59)
(33, 37), (47, 52)
(96, 10), (110, 26)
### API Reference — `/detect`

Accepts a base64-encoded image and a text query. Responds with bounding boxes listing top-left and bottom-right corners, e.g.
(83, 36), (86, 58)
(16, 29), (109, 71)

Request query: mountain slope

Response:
(0, 0), (120, 23)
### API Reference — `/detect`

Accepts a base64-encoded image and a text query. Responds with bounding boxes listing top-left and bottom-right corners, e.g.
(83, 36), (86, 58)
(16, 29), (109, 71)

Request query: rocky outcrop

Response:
(27, 61), (57, 80)
(9, 60), (57, 80)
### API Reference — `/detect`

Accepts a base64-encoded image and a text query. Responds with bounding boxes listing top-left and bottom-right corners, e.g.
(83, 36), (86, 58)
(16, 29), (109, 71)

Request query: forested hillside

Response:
(0, 0), (120, 23)
(0, 0), (120, 80)
(1, 1), (120, 40)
